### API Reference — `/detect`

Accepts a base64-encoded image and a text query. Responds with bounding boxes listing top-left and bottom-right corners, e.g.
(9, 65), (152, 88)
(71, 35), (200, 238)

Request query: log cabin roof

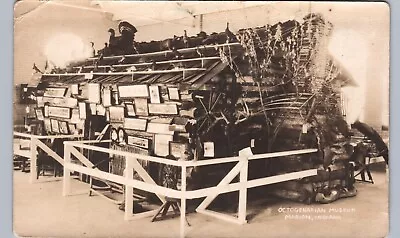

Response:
(37, 16), (357, 89)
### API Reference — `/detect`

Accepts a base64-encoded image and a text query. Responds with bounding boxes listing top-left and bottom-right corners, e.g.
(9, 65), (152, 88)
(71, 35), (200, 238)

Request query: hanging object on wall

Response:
(58, 121), (69, 134)
(42, 97), (78, 108)
(109, 106), (125, 122)
(35, 108), (44, 120)
(118, 85), (149, 98)
(154, 134), (173, 157)
(78, 102), (87, 119)
(112, 90), (119, 105)
(102, 86), (112, 107)
(148, 103), (178, 115)
(117, 127), (127, 144)
(124, 118), (147, 131)
(50, 119), (60, 133)
(147, 122), (174, 135)
(70, 109), (80, 124)
(125, 102), (136, 116)
(96, 104), (106, 116)
(111, 127), (118, 143)
(88, 83), (101, 103)
(134, 98), (149, 116)
(204, 142), (215, 157)
(149, 85), (161, 103)
(44, 119), (52, 133)
(43, 87), (67, 98)
(127, 136), (150, 149)
(47, 106), (71, 119)
(71, 84), (79, 95)
(68, 124), (77, 134)
(169, 141), (189, 158)
(89, 103), (97, 115)
(168, 87), (180, 101)
(36, 96), (44, 107)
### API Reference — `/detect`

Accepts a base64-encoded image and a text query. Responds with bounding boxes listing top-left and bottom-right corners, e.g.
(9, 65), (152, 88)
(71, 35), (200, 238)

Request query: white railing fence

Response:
(63, 140), (317, 238)
(13, 131), (83, 183)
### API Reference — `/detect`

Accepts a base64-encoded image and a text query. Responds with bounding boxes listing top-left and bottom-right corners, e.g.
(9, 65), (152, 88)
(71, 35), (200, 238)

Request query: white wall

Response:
(14, 1), (118, 124)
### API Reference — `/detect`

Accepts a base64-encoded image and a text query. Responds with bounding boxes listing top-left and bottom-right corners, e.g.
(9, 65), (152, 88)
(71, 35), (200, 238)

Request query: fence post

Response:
(180, 164), (187, 238)
(29, 137), (37, 184)
(62, 143), (72, 196)
(238, 157), (248, 224)
(124, 157), (134, 220)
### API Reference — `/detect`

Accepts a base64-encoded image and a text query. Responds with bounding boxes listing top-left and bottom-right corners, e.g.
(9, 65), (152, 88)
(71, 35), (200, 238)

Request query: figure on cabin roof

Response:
(108, 28), (118, 53)
(90, 42), (96, 57)
(183, 30), (189, 48)
(225, 22), (237, 43)
(32, 63), (43, 74)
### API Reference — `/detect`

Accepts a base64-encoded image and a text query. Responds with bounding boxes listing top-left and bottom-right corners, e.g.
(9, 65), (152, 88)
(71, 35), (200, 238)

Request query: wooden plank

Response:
(197, 161), (244, 210)
(125, 158), (134, 220)
(248, 148), (318, 160)
(29, 138), (37, 184)
(69, 147), (94, 168)
(180, 164), (187, 238)
(43, 68), (207, 77)
(238, 160), (248, 224)
(192, 61), (229, 89)
(64, 163), (182, 198)
(64, 141), (183, 166)
(74, 57), (221, 69)
(197, 209), (245, 225)
(85, 43), (240, 61)
(35, 139), (64, 165)
(246, 169), (318, 189)
(62, 145), (72, 196)
(130, 158), (166, 203)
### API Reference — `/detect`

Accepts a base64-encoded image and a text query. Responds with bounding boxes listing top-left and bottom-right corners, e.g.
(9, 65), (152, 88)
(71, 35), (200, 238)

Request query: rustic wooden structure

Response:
(25, 13), (358, 206)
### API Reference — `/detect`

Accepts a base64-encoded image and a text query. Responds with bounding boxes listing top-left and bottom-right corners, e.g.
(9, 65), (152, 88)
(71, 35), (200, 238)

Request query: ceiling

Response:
(90, 1), (269, 27)
(15, 1), (388, 30)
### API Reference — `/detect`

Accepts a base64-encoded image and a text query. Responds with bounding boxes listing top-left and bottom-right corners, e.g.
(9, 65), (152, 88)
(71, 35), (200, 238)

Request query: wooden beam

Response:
(64, 163), (182, 198)
(238, 160), (248, 223)
(69, 147), (94, 168)
(125, 158), (134, 220)
(197, 160), (244, 210)
(29, 138), (37, 184)
(197, 209), (245, 225)
(35, 139), (64, 165)
(180, 164), (187, 238)
(246, 169), (318, 189)
(248, 148), (318, 160)
(85, 42), (241, 61)
(42, 68), (206, 77)
(65, 141), (184, 166)
(73, 56), (221, 69)
(130, 158), (166, 203)
(63, 145), (72, 196)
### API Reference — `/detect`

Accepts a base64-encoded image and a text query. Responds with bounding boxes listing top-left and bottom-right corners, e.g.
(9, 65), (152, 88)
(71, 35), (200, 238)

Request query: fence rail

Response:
(63, 139), (318, 238)
(13, 130), (83, 183)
